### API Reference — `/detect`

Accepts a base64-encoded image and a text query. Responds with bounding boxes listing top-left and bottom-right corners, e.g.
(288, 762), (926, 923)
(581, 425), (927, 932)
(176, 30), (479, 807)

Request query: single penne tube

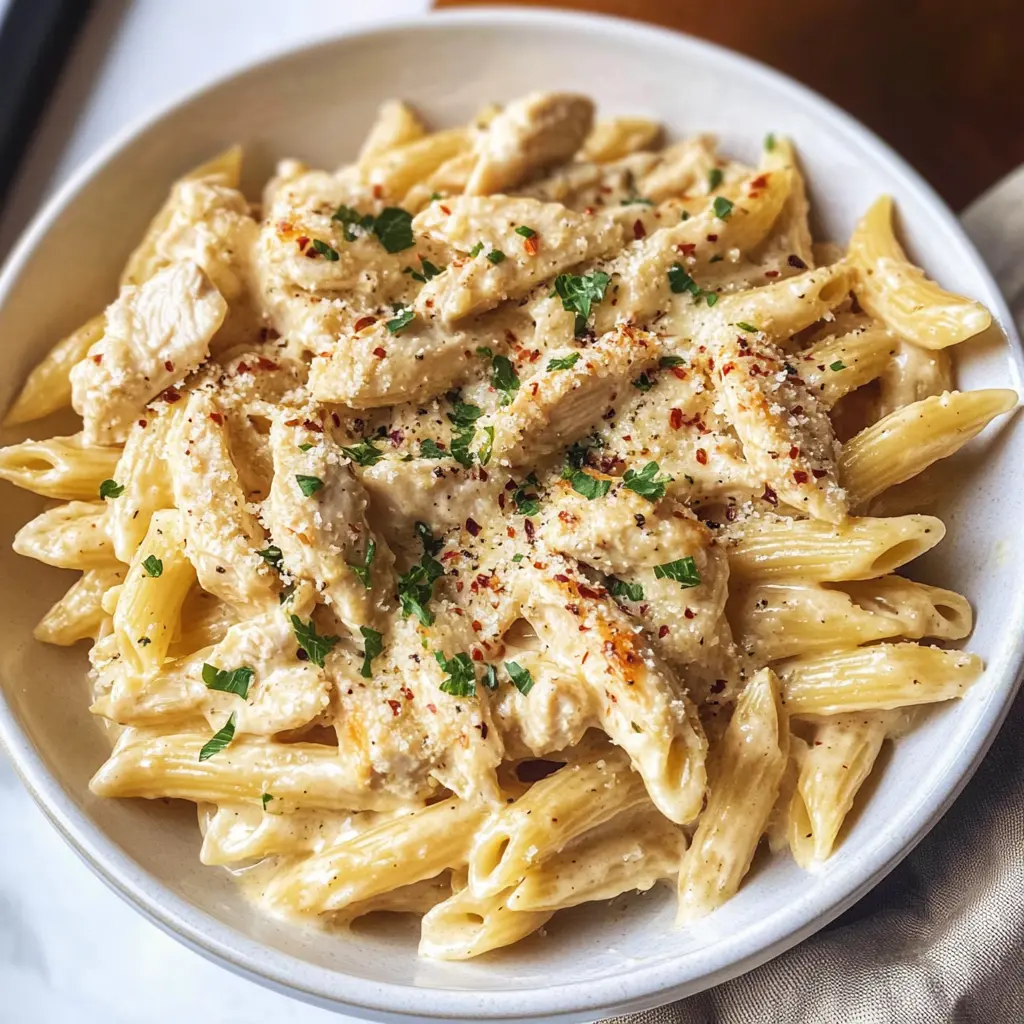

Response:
(33, 567), (123, 645)
(89, 726), (406, 812)
(677, 668), (789, 922)
(264, 798), (488, 914)
(760, 137), (814, 269)
(727, 514), (945, 583)
(840, 389), (1017, 507)
(4, 313), (105, 426)
(788, 711), (893, 866)
(798, 324), (896, 407)
(358, 100), (426, 164)
(467, 747), (649, 898)
(418, 885), (552, 961)
(766, 734), (807, 854)
(112, 509), (195, 678)
(13, 500), (117, 570)
(580, 117), (662, 163)
(362, 127), (471, 197)
(0, 433), (121, 500)
(334, 873), (453, 925)
(777, 643), (983, 716)
(836, 576), (972, 641)
(508, 806), (683, 912)
(848, 195), (991, 349)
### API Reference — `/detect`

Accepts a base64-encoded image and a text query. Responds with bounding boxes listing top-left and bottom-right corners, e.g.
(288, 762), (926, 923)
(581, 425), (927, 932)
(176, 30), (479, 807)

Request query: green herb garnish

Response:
(547, 352), (580, 371)
(551, 271), (611, 337)
(141, 555), (163, 578)
(486, 249), (506, 265)
(505, 661), (535, 696)
(478, 426), (494, 467)
(434, 651), (476, 697)
(483, 664), (499, 691)
(659, 355), (685, 368)
(290, 615), (340, 668)
(830, 360), (847, 371)
(622, 461), (672, 501)
(359, 626), (383, 679)
(198, 714), (236, 761)
(373, 207), (414, 253)
(340, 439), (384, 467)
(564, 469), (610, 500)
(99, 479), (123, 500)
(296, 474), (324, 497)
(512, 473), (541, 517)
(764, 133), (777, 152)
(713, 196), (734, 220)
(386, 307), (415, 335)
(490, 354), (520, 405)
(608, 577), (644, 602)
(202, 663), (254, 699)
(348, 539), (376, 589)
(653, 556), (702, 588)
(708, 168), (724, 192)
(514, 226), (537, 238)
(734, 322), (760, 333)
(632, 372), (654, 393)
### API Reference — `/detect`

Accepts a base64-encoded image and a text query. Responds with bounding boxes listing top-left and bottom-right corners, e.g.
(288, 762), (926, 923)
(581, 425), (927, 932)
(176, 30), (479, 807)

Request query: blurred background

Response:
(0, 1), (1021, 1023)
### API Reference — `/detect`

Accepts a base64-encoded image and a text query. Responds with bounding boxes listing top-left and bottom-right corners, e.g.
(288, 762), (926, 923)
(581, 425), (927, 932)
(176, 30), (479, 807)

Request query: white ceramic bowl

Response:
(1, 8), (1021, 1022)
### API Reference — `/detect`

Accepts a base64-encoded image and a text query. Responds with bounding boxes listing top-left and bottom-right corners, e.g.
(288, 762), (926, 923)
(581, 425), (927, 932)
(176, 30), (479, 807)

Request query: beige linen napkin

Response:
(613, 169), (1024, 1024)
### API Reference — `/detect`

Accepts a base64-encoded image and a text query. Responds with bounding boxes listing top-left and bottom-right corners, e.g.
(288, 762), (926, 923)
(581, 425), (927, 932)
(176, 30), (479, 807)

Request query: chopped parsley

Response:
(359, 626), (383, 679)
(564, 435), (602, 470)
(681, 210), (691, 222)
(448, 399), (483, 469)
(734, 321), (761, 333)
(622, 461), (672, 501)
(141, 555), (163, 578)
(311, 239), (339, 261)
(705, 293), (719, 306)
(551, 271), (611, 337)
(632, 372), (654, 393)
(198, 713), (236, 762)
(505, 661), (534, 696)
(490, 354), (520, 405)
(564, 468), (610, 500)
(668, 263), (718, 306)
(511, 553), (525, 563)
(296, 474), (324, 497)
(547, 352), (580, 371)
(764, 132), (777, 152)
(476, 345), (493, 358)
(830, 360), (847, 371)
(403, 258), (444, 283)
(483, 664), (499, 691)
(373, 207), (414, 253)
(653, 556), (702, 588)
(348, 539), (376, 589)
(290, 615), (340, 668)
(713, 196), (734, 220)
(261, 793), (273, 810)
(514, 225), (537, 238)
(415, 520), (442, 556)
(434, 651), (476, 697)
(478, 426), (494, 467)
(99, 479), (124, 500)
(608, 577), (644, 602)
(708, 168), (724, 192)
(469, 241), (484, 258)
(340, 438), (384, 466)
(202, 663), (254, 699)
(332, 204), (375, 241)
(486, 249), (506, 265)
(659, 355), (685, 368)
(398, 549), (444, 626)
(298, 442), (315, 452)
(512, 473), (541, 517)
(420, 439), (448, 460)
(386, 307), (415, 335)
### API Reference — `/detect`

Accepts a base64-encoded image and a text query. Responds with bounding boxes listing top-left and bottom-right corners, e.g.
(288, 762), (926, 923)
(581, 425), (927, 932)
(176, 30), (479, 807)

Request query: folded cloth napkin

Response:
(612, 168), (1024, 1024)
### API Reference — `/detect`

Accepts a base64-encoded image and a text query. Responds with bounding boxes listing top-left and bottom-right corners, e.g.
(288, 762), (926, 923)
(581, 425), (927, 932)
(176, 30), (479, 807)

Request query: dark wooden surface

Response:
(437, 0), (1024, 209)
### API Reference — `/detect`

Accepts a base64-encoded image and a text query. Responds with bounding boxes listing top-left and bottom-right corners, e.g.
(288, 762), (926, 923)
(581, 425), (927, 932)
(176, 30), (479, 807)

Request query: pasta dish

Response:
(0, 92), (1014, 959)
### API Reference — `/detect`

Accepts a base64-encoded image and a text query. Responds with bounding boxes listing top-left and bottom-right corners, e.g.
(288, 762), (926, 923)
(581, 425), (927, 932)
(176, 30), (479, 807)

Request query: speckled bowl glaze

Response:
(0, 8), (1021, 1022)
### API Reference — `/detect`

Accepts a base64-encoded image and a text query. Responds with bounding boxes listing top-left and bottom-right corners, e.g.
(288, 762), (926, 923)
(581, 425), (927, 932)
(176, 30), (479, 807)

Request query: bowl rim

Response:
(1, 6), (1021, 1021)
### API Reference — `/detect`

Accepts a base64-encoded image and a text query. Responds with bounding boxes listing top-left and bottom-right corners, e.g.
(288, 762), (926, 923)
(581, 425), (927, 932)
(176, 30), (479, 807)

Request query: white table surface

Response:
(2, 5), (1021, 1024)
(0, 5), (430, 1023)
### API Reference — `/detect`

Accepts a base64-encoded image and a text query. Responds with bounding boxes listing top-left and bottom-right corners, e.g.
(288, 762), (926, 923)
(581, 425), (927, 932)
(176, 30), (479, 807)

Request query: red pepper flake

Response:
(584, 206), (596, 215)
(553, 573), (570, 583)
(789, 445), (800, 459)
(164, 360), (175, 372)
(91, 354), (102, 364)
(478, 468), (489, 482)
(439, 204), (451, 215)
(372, 347), (387, 359)
(793, 470), (809, 484)
(209, 411), (224, 426)
(696, 448), (708, 465)
(602, 407), (616, 421)
(788, 254), (807, 269)
(633, 219), (646, 240)
(295, 236), (310, 252)
(353, 316), (376, 332)
(401, 686), (414, 701)
(386, 699), (401, 717)
(725, 505), (738, 522)
(669, 407), (684, 430)
(750, 173), (770, 190)
(765, 270), (780, 278)
(762, 483), (778, 505)
(658, 625), (670, 638)
(388, 429), (404, 446)
(721, 362), (736, 376)
(257, 356), (279, 371)
(331, 412), (341, 428)
(506, 526), (516, 538)
(162, 388), (181, 403)
(471, 620), (482, 632)
(498, 492), (507, 511)
(441, 551), (460, 561)
(530, 381), (540, 397)
(303, 420), (323, 433)
(236, 360), (251, 374)
(578, 584), (605, 600)
(372, 184), (383, 200)
(812, 468), (828, 479)
(524, 235), (539, 256)
(284, 418), (301, 427)
(426, 703), (437, 714)
(471, 648), (484, 662)
(581, 651), (590, 664)
(465, 518), (481, 537)
(137, 419), (148, 429)
(670, 366), (688, 381)
(524, 518), (535, 541)
(684, 607), (696, 619)
(706, 233), (718, 242)
(679, 242), (697, 255)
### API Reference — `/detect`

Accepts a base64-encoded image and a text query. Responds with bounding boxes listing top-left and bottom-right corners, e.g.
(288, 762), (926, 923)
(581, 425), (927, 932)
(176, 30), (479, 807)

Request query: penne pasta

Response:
(0, 433), (121, 500)
(13, 501), (116, 570)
